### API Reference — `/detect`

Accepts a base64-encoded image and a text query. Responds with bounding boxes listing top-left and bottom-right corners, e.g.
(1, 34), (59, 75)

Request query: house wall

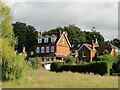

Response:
(56, 34), (70, 56)
(110, 49), (115, 57)
(78, 46), (90, 62)
(34, 45), (56, 55)
(90, 51), (97, 62)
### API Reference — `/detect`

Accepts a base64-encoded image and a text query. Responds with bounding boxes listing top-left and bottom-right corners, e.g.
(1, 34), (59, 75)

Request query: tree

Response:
(1, 1), (29, 80)
(110, 38), (120, 48)
(64, 55), (76, 64)
(84, 27), (105, 46)
(64, 25), (86, 44)
(12, 22), (38, 53)
(44, 24), (86, 44)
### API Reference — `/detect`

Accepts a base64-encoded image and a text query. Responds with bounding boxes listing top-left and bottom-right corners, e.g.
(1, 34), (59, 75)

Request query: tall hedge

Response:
(56, 61), (112, 75)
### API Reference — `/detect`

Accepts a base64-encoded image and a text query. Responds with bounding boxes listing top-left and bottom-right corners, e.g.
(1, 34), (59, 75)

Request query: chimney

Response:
(92, 40), (95, 49)
(39, 32), (42, 36)
(95, 38), (99, 47)
(60, 31), (62, 36)
(65, 31), (68, 36)
(22, 47), (26, 55)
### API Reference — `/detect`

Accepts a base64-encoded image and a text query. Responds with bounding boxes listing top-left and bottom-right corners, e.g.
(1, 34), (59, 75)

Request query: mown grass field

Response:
(3, 68), (118, 88)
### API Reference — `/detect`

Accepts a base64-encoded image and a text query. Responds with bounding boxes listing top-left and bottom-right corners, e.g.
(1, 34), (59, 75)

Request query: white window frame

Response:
(38, 37), (42, 44)
(30, 51), (34, 55)
(36, 47), (40, 53)
(44, 37), (48, 43)
(46, 46), (50, 53)
(82, 52), (86, 57)
(51, 36), (55, 42)
(41, 47), (44, 53)
(62, 38), (64, 44)
(75, 50), (78, 56)
(51, 46), (54, 52)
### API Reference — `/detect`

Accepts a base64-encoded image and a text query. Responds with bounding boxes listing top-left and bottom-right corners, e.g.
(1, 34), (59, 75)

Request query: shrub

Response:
(58, 61), (112, 75)
(2, 39), (30, 81)
(112, 61), (120, 73)
(50, 62), (63, 71)
(30, 57), (41, 69)
(96, 55), (117, 75)
(64, 55), (76, 64)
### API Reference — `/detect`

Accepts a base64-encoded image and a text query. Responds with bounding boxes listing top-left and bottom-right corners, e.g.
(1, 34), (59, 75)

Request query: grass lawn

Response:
(3, 68), (118, 88)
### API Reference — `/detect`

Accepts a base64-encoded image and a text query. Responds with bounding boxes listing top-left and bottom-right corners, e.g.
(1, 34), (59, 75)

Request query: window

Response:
(52, 58), (54, 61)
(77, 44), (81, 47)
(51, 46), (54, 52)
(42, 58), (44, 62)
(46, 57), (49, 61)
(75, 50), (78, 56)
(38, 37), (42, 44)
(44, 37), (48, 43)
(51, 36), (55, 42)
(82, 52), (86, 57)
(36, 47), (40, 53)
(49, 58), (52, 61)
(52, 57), (56, 61)
(41, 47), (44, 53)
(71, 44), (75, 47)
(62, 38), (64, 44)
(30, 51), (34, 55)
(46, 46), (49, 53)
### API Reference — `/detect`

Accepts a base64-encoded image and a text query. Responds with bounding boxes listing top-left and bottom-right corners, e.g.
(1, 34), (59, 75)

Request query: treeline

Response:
(12, 22), (120, 54)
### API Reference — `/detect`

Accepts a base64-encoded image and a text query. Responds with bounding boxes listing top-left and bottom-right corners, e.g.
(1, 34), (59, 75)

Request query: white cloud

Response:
(6, 1), (118, 40)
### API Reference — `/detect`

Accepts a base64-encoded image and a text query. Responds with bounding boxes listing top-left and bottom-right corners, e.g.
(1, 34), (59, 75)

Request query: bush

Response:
(58, 61), (112, 75)
(112, 61), (120, 73)
(50, 62), (63, 71)
(30, 57), (41, 69)
(2, 39), (29, 81)
(96, 55), (117, 75)
(64, 55), (76, 64)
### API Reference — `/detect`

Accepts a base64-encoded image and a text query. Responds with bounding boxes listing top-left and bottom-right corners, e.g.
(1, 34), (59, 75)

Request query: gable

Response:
(56, 32), (71, 47)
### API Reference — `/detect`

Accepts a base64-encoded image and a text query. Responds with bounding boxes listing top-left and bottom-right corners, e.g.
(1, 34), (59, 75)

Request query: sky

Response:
(5, 0), (119, 41)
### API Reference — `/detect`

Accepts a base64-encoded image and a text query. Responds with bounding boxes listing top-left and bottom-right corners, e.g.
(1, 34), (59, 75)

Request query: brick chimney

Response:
(65, 31), (68, 36)
(59, 31), (62, 36)
(94, 38), (99, 47)
(39, 32), (42, 37)
(92, 40), (95, 49)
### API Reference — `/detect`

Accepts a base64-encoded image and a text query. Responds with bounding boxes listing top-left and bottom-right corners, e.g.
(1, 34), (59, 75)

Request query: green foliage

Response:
(45, 24), (86, 44)
(111, 38), (120, 48)
(30, 57), (41, 69)
(96, 55), (116, 62)
(2, 38), (29, 80)
(50, 62), (63, 71)
(1, 1), (29, 81)
(64, 25), (86, 43)
(84, 28), (105, 46)
(64, 55), (76, 64)
(44, 25), (105, 45)
(58, 61), (111, 75)
(96, 55), (117, 75)
(12, 22), (38, 53)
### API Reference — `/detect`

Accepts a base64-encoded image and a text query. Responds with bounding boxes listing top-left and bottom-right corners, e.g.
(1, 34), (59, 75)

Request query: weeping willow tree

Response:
(0, 1), (29, 81)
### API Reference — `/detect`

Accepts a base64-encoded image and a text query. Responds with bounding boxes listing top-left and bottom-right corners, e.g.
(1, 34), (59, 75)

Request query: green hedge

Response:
(50, 62), (63, 71)
(56, 61), (112, 75)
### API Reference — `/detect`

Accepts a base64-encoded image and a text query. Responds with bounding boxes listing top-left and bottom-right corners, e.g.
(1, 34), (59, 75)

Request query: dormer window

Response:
(38, 37), (42, 44)
(51, 36), (55, 42)
(44, 37), (48, 43)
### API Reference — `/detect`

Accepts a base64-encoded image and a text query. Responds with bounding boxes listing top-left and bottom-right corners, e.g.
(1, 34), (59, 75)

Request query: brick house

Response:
(72, 39), (118, 62)
(29, 31), (71, 64)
